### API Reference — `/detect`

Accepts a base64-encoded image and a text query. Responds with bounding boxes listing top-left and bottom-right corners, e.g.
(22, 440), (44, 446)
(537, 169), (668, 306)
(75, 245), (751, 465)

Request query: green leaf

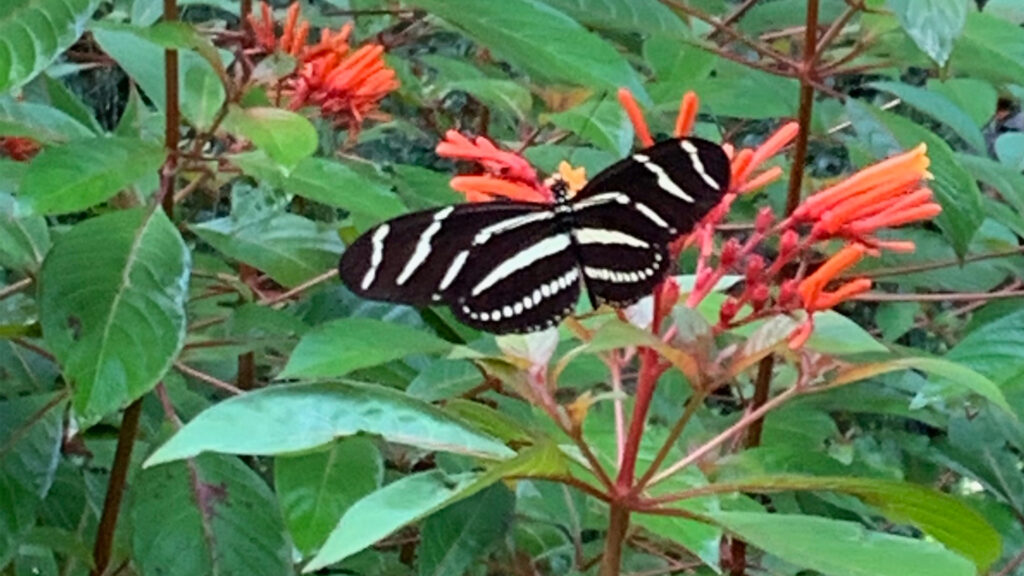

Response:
(131, 455), (291, 576)
(956, 154), (1024, 215)
(689, 59), (799, 119)
(18, 137), (165, 215)
(191, 212), (344, 288)
(275, 437), (383, 555)
(418, 484), (515, 576)
(407, 360), (482, 402)
(947, 308), (1024, 387)
(0, 0), (100, 92)
(830, 356), (1012, 414)
(949, 12), (1024, 86)
(869, 81), (986, 152)
(283, 157), (406, 221)
(995, 133), (1024, 171)
(144, 381), (514, 466)
(806, 311), (889, 356)
(0, 193), (49, 273)
(539, 0), (689, 37)
(282, 318), (453, 378)
(39, 209), (189, 425)
(928, 78), (997, 127)
(41, 74), (103, 134)
(91, 22), (226, 128)
(0, 393), (64, 497)
(0, 97), (94, 142)
(546, 97), (633, 156)
(712, 512), (974, 576)
(887, 0), (966, 66)
(442, 79), (533, 120)
(847, 99), (983, 256)
(223, 106), (317, 170)
(305, 470), (482, 572)
(407, 0), (648, 103)
(705, 476), (1000, 572)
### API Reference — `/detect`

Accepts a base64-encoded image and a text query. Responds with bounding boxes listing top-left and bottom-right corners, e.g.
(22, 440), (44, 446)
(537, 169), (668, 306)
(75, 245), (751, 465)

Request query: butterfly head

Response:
(549, 176), (572, 205)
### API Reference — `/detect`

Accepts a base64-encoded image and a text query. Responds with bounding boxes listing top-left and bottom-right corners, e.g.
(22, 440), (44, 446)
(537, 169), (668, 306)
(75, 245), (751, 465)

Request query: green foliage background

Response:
(2, 0), (1024, 575)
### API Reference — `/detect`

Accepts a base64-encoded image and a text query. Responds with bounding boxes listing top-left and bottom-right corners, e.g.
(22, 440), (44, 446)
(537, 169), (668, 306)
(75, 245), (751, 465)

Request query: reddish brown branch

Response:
(90, 400), (143, 576)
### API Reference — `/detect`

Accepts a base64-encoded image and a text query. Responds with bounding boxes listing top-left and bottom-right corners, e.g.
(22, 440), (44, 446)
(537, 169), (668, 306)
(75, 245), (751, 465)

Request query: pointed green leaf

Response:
(39, 209), (189, 425)
(145, 381), (514, 466)
(223, 106), (317, 170)
(712, 512), (974, 576)
(418, 484), (515, 576)
(888, 0), (966, 66)
(281, 318), (453, 378)
(18, 137), (165, 215)
(283, 157), (405, 221)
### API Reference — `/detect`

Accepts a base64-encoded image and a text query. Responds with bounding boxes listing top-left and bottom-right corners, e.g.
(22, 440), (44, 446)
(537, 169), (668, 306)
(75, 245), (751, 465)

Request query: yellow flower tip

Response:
(557, 161), (587, 193)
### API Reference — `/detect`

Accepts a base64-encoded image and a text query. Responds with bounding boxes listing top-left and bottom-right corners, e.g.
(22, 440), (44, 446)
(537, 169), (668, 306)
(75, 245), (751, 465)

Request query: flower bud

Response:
(779, 230), (799, 258)
(719, 296), (740, 324)
(755, 207), (775, 233)
(721, 238), (742, 268)
(745, 255), (765, 285)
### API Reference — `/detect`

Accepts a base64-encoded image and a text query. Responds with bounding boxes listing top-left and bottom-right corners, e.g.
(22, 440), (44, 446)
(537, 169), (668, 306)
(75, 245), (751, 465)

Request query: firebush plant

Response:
(3, 1), (1024, 576)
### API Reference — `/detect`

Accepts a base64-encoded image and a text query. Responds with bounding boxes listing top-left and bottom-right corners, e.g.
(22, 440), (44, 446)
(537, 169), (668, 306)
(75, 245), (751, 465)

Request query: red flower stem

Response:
(616, 348), (666, 491)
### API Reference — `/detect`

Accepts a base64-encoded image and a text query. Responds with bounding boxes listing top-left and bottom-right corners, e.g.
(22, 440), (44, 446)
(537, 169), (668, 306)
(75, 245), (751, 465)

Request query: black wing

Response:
(574, 136), (730, 236)
(339, 201), (580, 333)
(570, 137), (730, 309)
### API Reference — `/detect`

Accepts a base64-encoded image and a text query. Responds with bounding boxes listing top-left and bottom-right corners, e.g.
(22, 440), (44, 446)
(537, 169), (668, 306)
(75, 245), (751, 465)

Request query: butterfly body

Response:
(339, 137), (730, 334)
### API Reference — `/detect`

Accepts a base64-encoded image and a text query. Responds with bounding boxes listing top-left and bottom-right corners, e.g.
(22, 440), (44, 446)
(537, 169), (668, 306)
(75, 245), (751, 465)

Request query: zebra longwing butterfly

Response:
(339, 137), (730, 334)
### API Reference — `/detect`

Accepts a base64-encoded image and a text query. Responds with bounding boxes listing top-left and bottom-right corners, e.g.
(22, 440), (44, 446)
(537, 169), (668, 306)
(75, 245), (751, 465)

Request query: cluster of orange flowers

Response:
(249, 2), (399, 132)
(0, 137), (40, 161)
(433, 88), (939, 348)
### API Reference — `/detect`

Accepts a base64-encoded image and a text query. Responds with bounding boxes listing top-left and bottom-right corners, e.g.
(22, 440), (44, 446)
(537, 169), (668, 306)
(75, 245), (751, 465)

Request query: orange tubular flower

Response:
(675, 92), (699, 138)
(436, 130), (549, 204)
(797, 244), (872, 311)
(248, 2), (397, 132)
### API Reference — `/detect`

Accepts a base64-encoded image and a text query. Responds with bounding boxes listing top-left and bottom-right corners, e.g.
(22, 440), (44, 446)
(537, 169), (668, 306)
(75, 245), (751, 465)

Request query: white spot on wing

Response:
(471, 234), (571, 297)
(571, 192), (630, 211)
(397, 207), (454, 285)
(681, 140), (722, 191)
(361, 224), (390, 290)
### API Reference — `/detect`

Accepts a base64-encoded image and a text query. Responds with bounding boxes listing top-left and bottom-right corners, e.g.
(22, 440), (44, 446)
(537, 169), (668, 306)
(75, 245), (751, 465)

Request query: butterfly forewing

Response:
(575, 137), (730, 236)
(339, 202), (550, 306)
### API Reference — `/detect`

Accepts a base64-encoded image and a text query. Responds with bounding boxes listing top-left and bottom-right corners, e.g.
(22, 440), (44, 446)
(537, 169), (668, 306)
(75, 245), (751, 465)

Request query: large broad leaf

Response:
(418, 484), (515, 576)
(869, 81), (986, 152)
(144, 381), (514, 466)
(0, 0), (100, 92)
(407, 0), (648, 103)
(539, 0), (688, 37)
(223, 106), (317, 171)
(305, 471), (482, 572)
(18, 137), (165, 215)
(91, 22), (226, 128)
(703, 475), (1000, 572)
(712, 512), (974, 576)
(131, 455), (291, 576)
(282, 157), (405, 222)
(39, 209), (189, 425)
(191, 212), (343, 288)
(275, 437), (383, 555)
(847, 100), (983, 256)
(281, 317), (453, 378)
(830, 356), (1012, 414)
(887, 0), (966, 66)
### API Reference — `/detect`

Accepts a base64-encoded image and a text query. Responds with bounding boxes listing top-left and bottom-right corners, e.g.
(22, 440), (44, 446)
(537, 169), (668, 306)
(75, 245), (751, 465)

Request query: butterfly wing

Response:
(574, 136), (730, 236)
(339, 202), (550, 307)
(444, 217), (581, 334)
(570, 136), (729, 308)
